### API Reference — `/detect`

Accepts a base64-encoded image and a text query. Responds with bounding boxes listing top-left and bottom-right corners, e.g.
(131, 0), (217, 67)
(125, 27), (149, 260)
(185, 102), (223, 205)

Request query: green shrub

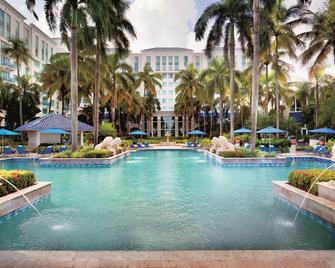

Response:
(288, 169), (335, 195)
(99, 123), (116, 139)
(82, 149), (113, 158)
(326, 139), (334, 152)
(0, 170), (36, 197)
(199, 138), (211, 149)
(296, 145), (313, 151)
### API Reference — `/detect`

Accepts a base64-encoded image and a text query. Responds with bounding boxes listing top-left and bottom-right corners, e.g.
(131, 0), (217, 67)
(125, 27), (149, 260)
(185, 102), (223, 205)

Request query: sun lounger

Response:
(269, 145), (277, 153)
(41, 146), (53, 156)
(259, 145), (266, 152)
(16, 145), (29, 156)
(3, 146), (14, 157)
(59, 146), (67, 152)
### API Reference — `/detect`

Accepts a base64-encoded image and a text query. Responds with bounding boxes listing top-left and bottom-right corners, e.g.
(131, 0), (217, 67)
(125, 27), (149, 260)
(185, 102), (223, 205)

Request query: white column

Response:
(80, 131), (84, 146)
(157, 117), (161, 137)
(175, 117), (179, 137)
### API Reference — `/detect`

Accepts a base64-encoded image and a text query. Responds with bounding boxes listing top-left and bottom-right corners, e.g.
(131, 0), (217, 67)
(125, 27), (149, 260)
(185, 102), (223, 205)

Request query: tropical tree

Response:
(194, 0), (252, 141)
(2, 38), (31, 127)
(202, 58), (230, 136)
(136, 63), (162, 133)
(175, 64), (203, 133)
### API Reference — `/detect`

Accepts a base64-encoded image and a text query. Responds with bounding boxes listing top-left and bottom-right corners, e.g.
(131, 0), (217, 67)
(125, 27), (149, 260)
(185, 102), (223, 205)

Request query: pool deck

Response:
(0, 250), (334, 268)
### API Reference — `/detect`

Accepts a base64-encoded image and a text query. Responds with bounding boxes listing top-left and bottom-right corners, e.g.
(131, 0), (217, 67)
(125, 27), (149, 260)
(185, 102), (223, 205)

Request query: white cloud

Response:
(127, 0), (198, 52)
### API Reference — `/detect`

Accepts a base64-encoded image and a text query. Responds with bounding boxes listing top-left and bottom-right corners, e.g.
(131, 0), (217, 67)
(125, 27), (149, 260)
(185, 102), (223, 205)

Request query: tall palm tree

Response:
(202, 58), (230, 135)
(26, 0), (92, 151)
(175, 64), (203, 133)
(88, 0), (136, 145)
(136, 63), (162, 133)
(300, 1), (335, 76)
(2, 38), (31, 127)
(194, 0), (252, 141)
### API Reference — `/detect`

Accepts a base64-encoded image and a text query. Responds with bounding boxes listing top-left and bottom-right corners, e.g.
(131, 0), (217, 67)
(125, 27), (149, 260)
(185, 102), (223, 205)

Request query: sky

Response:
(10, 0), (327, 81)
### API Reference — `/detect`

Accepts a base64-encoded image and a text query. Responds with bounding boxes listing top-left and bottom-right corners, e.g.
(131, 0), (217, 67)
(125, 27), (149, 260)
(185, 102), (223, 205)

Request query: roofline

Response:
(30, 24), (58, 45)
(1, 0), (26, 20)
(141, 47), (194, 52)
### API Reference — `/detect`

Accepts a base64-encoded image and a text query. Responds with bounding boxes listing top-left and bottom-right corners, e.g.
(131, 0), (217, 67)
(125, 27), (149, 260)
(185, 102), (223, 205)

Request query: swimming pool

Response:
(0, 150), (334, 250)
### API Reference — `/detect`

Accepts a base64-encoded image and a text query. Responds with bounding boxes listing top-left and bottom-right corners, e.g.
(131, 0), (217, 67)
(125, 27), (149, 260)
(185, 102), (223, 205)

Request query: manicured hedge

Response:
(0, 170), (36, 197)
(288, 169), (335, 195)
(53, 148), (114, 158)
(218, 150), (257, 158)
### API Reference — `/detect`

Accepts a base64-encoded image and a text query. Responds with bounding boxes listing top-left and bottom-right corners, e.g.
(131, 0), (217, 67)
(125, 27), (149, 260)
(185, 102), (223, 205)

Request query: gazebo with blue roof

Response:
(16, 113), (93, 148)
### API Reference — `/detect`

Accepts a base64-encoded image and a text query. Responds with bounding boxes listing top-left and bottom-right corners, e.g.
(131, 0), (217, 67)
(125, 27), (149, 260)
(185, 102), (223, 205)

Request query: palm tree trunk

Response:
(219, 95), (224, 136)
(70, 26), (78, 151)
(265, 63), (269, 116)
(16, 57), (23, 127)
(61, 97), (65, 115)
(315, 79), (319, 127)
(275, 36), (280, 138)
(210, 104), (213, 138)
(48, 96), (52, 114)
(93, 48), (101, 146)
(118, 109), (122, 136)
(229, 22), (235, 142)
(126, 113), (130, 134)
(250, 0), (261, 151)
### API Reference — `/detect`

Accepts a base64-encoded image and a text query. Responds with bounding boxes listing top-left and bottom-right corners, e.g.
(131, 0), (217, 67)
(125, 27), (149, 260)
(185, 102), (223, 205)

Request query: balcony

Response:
(0, 58), (15, 71)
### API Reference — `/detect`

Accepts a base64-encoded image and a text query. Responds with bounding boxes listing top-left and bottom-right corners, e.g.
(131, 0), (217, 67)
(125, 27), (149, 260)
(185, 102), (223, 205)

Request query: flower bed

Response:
(288, 169), (335, 195)
(53, 147), (117, 158)
(0, 170), (36, 197)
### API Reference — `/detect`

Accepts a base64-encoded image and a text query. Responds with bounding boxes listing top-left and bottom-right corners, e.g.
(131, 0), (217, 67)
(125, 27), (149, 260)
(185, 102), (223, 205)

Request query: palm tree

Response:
(202, 58), (230, 136)
(136, 63), (162, 133)
(300, 1), (335, 75)
(194, 0), (252, 141)
(2, 38), (31, 127)
(175, 64), (203, 133)
(88, 0), (136, 145)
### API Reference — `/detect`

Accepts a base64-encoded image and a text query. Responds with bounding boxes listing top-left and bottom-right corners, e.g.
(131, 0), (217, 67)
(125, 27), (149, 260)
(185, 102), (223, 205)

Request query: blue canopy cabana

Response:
(234, 127), (251, 134)
(187, 130), (206, 136)
(309, 127), (335, 139)
(129, 130), (148, 136)
(256, 126), (286, 134)
(0, 128), (20, 153)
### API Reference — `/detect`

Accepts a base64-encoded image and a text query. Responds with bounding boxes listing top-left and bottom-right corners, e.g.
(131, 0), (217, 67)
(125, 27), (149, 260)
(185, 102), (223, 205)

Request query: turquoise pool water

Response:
(0, 150), (335, 250)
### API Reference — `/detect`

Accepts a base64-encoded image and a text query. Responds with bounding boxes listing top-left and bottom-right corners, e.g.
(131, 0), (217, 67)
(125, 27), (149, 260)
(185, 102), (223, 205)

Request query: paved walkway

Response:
(0, 250), (334, 268)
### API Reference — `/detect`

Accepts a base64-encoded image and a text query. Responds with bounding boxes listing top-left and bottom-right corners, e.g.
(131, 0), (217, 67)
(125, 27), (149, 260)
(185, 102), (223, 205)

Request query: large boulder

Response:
(94, 136), (122, 153)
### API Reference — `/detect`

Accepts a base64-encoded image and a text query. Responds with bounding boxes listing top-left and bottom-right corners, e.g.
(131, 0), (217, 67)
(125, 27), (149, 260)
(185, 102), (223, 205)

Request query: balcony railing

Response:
(0, 59), (15, 70)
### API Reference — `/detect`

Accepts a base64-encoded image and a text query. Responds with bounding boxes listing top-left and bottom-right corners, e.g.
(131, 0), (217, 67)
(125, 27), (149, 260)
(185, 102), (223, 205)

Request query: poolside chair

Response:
(137, 143), (143, 149)
(41, 146), (53, 156)
(187, 142), (194, 147)
(130, 144), (136, 149)
(3, 146), (14, 157)
(269, 145), (277, 153)
(59, 146), (67, 153)
(16, 145), (29, 156)
(259, 145), (266, 152)
(243, 143), (250, 149)
(144, 142), (150, 148)
(317, 146), (330, 157)
(312, 145), (322, 153)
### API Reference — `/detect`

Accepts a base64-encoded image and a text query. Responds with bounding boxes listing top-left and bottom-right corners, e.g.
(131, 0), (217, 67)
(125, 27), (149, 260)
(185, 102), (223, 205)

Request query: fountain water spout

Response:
(0, 176), (42, 216)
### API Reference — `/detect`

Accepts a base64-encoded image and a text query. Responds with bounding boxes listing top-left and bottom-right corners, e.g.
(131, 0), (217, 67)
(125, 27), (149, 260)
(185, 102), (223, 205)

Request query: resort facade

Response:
(0, 0), (61, 116)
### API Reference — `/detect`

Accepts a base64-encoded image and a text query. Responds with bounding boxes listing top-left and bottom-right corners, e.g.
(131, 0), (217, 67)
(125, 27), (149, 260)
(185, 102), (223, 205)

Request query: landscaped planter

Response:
(273, 181), (335, 225)
(318, 182), (335, 203)
(0, 182), (51, 218)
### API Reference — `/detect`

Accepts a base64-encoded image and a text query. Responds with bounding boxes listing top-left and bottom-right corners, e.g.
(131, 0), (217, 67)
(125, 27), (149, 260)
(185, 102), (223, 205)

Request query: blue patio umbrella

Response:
(40, 128), (70, 134)
(0, 128), (20, 153)
(187, 130), (206, 135)
(309, 127), (335, 139)
(129, 130), (148, 136)
(234, 127), (251, 134)
(256, 126), (286, 134)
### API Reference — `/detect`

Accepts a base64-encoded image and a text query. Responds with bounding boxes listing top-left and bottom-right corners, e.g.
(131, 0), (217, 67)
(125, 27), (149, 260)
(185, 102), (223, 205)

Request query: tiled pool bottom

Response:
(0, 150), (335, 250)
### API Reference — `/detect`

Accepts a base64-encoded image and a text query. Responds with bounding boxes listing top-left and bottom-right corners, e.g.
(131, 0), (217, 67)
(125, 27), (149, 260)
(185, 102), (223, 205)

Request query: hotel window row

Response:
(0, 8), (11, 38)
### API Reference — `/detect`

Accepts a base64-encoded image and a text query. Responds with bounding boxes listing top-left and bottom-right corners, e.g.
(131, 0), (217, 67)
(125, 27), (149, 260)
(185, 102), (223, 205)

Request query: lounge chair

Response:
(59, 146), (67, 152)
(41, 146), (53, 156)
(3, 146), (14, 157)
(259, 145), (266, 152)
(269, 145), (277, 153)
(312, 145), (322, 153)
(16, 145), (29, 156)
(137, 143), (143, 149)
(187, 142), (194, 147)
(318, 146), (330, 156)
(243, 143), (250, 149)
(144, 142), (149, 148)
(130, 144), (136, 149)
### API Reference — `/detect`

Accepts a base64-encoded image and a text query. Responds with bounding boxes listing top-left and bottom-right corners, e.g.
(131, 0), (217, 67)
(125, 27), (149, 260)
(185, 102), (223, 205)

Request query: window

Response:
(155, 56), (160, 71)
(168, 56), (173, 71)
(174, 56), (179, 71)
(15, 21), (20, 38)
(168, 73), (173, 79)
(5, 13), (10, 38)
(163, 90), (167, 95)
(168, 98), (174, 103)
(45, 43), (48, 60)
(24, 28), (29, 47)
(133, 56), (139, 72)
(35, 36), (39, 57)
(0, 9), (4, 36)
(162, 82), (167, 87)
(162, 56), (167, 71)
(168, 82), (173, 87)
(162, 73), (168, 79)
(33, 60), (40, 67)
(146, 56), (151, 66)
(41, 41), (45, 61)
(195, 56), (200, 68)
(168, 90), (173, 95)
(184, 56), (188, 67)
